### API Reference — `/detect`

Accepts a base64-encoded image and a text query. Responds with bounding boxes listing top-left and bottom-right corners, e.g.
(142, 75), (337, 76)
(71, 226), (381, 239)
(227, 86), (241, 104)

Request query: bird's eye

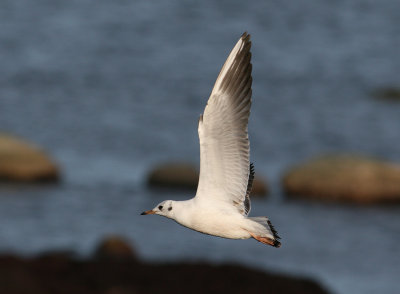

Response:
(168, 207), (172, 211)
(158, 205), (163, 210)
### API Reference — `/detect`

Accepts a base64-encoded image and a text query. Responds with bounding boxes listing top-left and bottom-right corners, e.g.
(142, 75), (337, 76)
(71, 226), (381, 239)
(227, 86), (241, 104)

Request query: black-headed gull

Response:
(142, 33), (281, 247)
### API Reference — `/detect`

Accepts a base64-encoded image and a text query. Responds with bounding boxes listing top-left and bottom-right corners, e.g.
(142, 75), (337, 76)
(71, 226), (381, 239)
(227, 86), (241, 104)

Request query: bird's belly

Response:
(180, 213), (251, 240)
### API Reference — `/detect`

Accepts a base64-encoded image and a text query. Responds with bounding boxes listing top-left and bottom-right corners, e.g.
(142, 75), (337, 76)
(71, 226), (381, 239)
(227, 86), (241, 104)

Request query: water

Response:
(1, 1), (400, 293)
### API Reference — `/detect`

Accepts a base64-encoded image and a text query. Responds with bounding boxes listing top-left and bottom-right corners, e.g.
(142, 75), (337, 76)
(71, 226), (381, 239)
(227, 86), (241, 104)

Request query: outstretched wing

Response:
(195, 33), (252, 216)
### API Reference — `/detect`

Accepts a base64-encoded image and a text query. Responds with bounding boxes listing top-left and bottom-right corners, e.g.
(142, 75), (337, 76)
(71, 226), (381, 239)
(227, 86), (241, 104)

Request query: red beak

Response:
(141, 210), (156, 215)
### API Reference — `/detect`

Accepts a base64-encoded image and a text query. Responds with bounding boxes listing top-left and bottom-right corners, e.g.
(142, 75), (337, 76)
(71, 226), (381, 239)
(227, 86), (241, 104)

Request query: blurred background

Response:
(0, 0), (399, 293)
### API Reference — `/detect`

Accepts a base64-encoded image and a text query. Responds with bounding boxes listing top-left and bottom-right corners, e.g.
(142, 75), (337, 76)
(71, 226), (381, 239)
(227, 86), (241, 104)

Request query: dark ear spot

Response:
(168, 207), (172, 211)
(158, 205), (163, 210)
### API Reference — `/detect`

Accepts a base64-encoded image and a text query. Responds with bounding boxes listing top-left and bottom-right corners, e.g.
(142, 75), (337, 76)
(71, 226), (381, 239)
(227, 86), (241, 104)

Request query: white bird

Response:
(142, 33), (281, 247)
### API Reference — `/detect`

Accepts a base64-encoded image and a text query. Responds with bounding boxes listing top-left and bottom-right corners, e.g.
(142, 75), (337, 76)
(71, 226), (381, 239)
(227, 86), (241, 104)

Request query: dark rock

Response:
(147, 162), (269, 197)
(283, 154), (400, 204)
(250, 175), (269, 197)
(0, 252), (331, 294)
(374, 87), (400, 101)
(147, 162), (199, 190)
(94, 236), (136, 260)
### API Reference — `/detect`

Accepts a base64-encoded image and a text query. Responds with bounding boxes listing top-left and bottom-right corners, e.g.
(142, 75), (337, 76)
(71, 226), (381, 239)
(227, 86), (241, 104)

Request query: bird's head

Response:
(141, 200), (175, 219)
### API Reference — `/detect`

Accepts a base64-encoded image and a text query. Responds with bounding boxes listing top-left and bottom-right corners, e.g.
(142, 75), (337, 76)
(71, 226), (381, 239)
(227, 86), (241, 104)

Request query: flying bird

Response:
(142, 33), (281, 247)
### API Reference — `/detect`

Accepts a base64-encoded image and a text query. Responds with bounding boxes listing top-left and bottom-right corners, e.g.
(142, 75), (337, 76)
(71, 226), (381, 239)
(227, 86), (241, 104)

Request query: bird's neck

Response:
(171, 198), (196, 227)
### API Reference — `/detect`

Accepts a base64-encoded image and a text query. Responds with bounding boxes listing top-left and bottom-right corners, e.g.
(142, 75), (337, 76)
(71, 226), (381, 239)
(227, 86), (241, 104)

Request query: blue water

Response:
(1, 1), (400, 294)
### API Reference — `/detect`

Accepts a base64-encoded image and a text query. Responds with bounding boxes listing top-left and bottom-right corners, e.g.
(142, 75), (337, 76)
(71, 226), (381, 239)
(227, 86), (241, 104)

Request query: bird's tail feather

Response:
(248, 217), (281, 248)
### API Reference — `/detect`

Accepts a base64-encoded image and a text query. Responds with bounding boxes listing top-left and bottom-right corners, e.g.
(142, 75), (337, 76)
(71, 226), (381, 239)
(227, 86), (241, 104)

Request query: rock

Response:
(250, 175), (269, 197)
(374, 87), (400, 101)
(283, 154), (400, 204)
(94, 236), (136, 260)
(0, 252), (331, 294)
(0, 133), (59, 183)
(105, 287), (132, 294)
(147, 162), (199, 190)
(147, 162), (269, 197)
(38, 250), (77, 261)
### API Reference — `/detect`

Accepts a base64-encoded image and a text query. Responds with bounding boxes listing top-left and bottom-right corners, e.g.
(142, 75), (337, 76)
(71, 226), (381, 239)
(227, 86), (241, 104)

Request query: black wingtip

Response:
(245, 163), (255, 206)
(250, 162), (255, 175)
(267, 219), (281, 240)
(273, 240), (282, 248)
(241, 32), (251, 41)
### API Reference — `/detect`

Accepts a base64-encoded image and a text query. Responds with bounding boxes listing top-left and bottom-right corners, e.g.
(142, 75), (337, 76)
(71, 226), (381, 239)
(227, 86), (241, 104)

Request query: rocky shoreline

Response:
(0, 243), (331, 294)
(2, 132), (400, 205)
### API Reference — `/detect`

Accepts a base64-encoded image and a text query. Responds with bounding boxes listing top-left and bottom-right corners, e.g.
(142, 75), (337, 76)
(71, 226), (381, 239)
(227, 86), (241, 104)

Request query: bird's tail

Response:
(248, 217), (281, 248)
